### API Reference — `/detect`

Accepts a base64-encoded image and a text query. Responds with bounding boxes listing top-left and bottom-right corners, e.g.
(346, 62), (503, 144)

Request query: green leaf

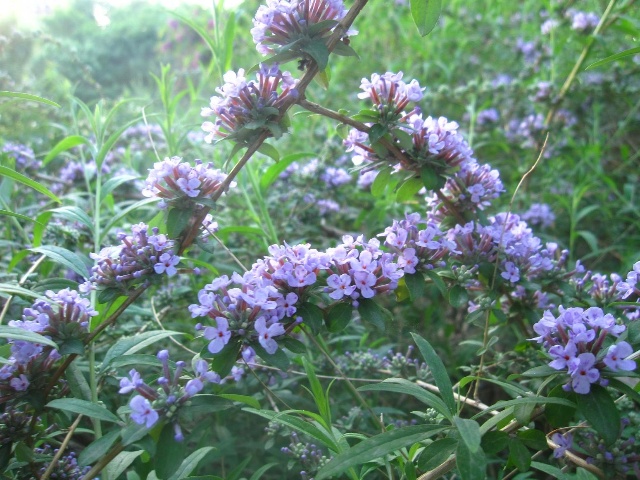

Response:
(314, 67), (331, 90)
(100, 174), (139, 202)
(167, 207), (193, 239)
(359, 378), (452, 421)
(332, 41), (360, 58)
(0, 166), (61, 203)
(249, 462), (278, 480)
(244, 408), (338, 451)
(357, 298), (390, 330)
(50, 206), (95, 234)
(420, 166), (444, 190)
(46, 398), (121, 423)
(481, 431), (509, 454)
(30, 245), (91, 279)
(251, 342), (290, 370)
(417, 437), (457, 471)
(260, 152), (315, 192)
(302, 356), (330, 427)
(448, 285), (469, 308)
(101, 331), (185, 373)
(42, 135), (90, 165)
(411, 333), (456, 417)
(410, 0), (442, 36)
(101, 197), (159, 240)
(0, 209), (44, 225)
(508, 438), (531, 472)
(404, 272), (426, 301)
(156, 423), (186, 479)
(586, 46), (640, 70)
(517, 429), (547, 451)
(371, 168), (392, 198)
(453, 417), (481, 453)
(279, 337), (307, 354)
(0, 326), (58, 349)
(325, 302), (353, 333)
(216, 394), (260, 410)
(301, 40), (330, 70)
(58, 338), (85, 355)
(576, 384), (620, 446)
(204, 340), (241, 378)
(368, 124), (388, 144)
(530, 461), (572, 480)
(424, 269), (447, 296)
(79, 429), (120, 466)
(105, 450), (144, 480)
(297, 302), (324, 334)
(257, 143), (280, 162)
(455, 440), (486, 480)
(316, 424), (447, 480)
(0, 91), (60, 107)
(396, 177), (424, 202)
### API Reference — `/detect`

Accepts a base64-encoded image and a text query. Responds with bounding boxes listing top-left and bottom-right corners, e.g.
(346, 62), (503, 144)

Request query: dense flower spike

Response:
(0, 289), (96, 401)
(201, 64), (298, 143)
(531, 306), (636, 394)
(90, 223), (180, 293)
(141, 156), (234, 209)
(2, 141), (41, 171)
(358, 71), (424, 122)
(251, 0), (354, 55)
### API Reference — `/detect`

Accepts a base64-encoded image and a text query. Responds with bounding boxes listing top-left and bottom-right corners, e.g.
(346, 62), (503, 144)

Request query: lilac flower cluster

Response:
(520, 202), (555, 228)
(281, 431), (332, 480)
(616, 262), (640, 300)
(90, 223), (180, 292)
(566, 9), (599, 33)
(31, 445), (91, 480)
(445, 212), (559, 285)
(531, 306), (636, 394)
(201, 64), (298, 143)
(141, 156), (234, 209)
(251, 0), (353, 55)
(2, 141), (41, 171)
(357, 71), (424, 122)
(0, 289), (96, 400)
(119, 350), (220, 439)
(190, 236), (403, 360)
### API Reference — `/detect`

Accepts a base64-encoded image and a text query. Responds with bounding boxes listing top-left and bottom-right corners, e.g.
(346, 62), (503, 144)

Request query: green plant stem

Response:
(80, 442), (125, 480)
(303, 327), (387, 433)
(544, 0), (618, 128)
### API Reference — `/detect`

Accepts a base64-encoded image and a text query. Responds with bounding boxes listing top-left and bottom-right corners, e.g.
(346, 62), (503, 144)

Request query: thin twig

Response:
(40, 415), (84, 480)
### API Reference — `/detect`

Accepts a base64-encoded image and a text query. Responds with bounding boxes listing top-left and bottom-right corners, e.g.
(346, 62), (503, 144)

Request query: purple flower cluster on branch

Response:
(90, 223), (180, 293)
(201, 64), (299, 143)
(118, 350), (220, 439)
(141, 156), (234, 210)
(251, 0), (355, 55)
(0, 289), (96, 402)
(531, 306), (636, 394)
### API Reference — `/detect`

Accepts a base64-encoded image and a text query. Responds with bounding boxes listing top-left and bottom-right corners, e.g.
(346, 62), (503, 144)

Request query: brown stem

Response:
(80, 442), (125, 480)
(40, 415), (84, 480)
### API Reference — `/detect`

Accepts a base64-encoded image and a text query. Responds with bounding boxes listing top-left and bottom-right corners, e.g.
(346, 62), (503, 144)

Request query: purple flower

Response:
(119, 369), (143, 394)
(255, 317), (285, 354)
(10, 374), (30, 392)
(184, 378), (204, 397)
(326, 274), (356, 300)
(603, 342), (636, 372)
(130, 395), (159, 428)
(501, 261), (520, 283)
(548, 342), (577, 371)
(154, 253), (180, 276)
(353, 271), (377, 298)
(568, 353), (600, 394)
(203, 317), (232, 354)
(551, 432), (573, 458)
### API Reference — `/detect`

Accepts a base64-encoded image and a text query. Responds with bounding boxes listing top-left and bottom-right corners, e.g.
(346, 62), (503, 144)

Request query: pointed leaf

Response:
(455, 440), (486, 480)
(156, 423), (186, 478)
(79, 429), (120, 466)
(316, 424), (447, 480)
(257, 143), (280, 162)
(105, 450), (144, 480)
(301, 40), (330, 70)
(508, 438), (531, 472)
(0, 166), (61, 203)
(43, 135), (89, 165)
(411, 333), (456, 416)
(357, 298), (390, 330)
(297, 302), (324, 334)
(586, 46), (640, 70)
(46, 398), (121, 423)
(576, 384), (620, 446)
(260, 152), (314, 192)
(30, 245), (91, 279)
(396, 177), (424, 202)
(0, 91), (60, 107)
(453, 417), (481, 453)
(417, 437), (457, 471)
(325, 302), (353, 333)
(404, 271), (426, 301)
(0, 326), (58, 349)
(410, 0), (442, 37)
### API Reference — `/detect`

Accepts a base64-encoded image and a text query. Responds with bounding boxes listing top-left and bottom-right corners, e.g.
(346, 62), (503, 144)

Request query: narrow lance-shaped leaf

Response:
(410, 0), (442, 37)
(411, 333), (457, 416)
(0, 166), (61, 203)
